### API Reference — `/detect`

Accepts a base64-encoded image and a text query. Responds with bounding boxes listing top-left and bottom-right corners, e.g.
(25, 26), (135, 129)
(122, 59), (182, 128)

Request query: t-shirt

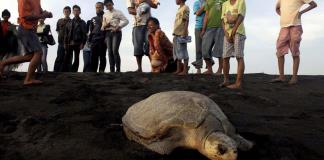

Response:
(126, 0), (151, 26)
(277, 0), (313, 28)
(204, 0), (226, 28)
(18, 0), (42, 30)
(173, 5), (190, 36)
(193, 0), (205, 29)
(221, 0), (246, 36)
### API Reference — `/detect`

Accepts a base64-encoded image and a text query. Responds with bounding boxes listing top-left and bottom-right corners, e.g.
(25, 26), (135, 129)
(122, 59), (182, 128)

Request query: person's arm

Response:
(276, 0), (281, 15)
(183, 7), (190, 36)
(200, 10), (208, 37)
(56, 19), (60, 33)
(154, 30), (163, 56)
(146, 0), (158, 9)
(194, 1), (205, 16)
(222, 19), (231, 43)
(299, 1), (317, 17)
(230, 15), (244, 39)
(230, 0), (245, 40)
(118, 11), (130, 29)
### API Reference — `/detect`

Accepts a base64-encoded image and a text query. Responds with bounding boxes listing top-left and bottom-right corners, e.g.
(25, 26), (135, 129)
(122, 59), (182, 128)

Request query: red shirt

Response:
(1, 21), (9, 35)
(17, 0), (42, 30)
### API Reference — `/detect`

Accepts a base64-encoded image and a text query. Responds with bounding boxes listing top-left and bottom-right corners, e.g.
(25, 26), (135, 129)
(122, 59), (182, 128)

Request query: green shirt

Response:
(204, 0), (226, 28)
(221, 0), (246, 36)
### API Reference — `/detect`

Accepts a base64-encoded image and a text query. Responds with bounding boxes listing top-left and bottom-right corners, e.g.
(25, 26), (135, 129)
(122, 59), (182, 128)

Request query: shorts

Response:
(202, 28), (224, 59)
(276, 25), (303, 57)
(173, 36), (189, 60)
(17, 26), (42, 55)
(132, 25), (149, 56)
(223, 34), (246, 58)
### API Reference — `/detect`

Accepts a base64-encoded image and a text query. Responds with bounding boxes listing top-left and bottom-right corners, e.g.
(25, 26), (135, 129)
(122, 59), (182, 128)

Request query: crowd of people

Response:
(0, 0), (317, 88)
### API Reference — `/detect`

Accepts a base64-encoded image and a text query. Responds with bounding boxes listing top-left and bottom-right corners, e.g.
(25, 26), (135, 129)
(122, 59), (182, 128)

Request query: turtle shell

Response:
(122, 91), (225, 140)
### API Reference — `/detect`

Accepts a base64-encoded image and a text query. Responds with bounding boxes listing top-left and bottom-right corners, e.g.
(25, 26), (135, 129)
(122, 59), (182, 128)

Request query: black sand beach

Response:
(1, 72), (324, 160)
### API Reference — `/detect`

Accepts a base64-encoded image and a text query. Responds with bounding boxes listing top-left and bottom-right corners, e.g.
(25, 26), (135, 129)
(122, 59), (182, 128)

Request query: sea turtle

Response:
(122, 91), (253, 160)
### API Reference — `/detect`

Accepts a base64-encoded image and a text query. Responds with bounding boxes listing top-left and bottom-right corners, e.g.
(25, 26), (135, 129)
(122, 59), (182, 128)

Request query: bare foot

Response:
(203, 70), (213, 75)
(269, 77), (286, 83)
(219, 82), (230, 88)
(177, 70), (188, 76)
(227, 83), (242, 90)
(23, 79), (43, 86)
(173, 70), (181, 75)
(215, 71), (222, 76)
(288, 77), (298, 85)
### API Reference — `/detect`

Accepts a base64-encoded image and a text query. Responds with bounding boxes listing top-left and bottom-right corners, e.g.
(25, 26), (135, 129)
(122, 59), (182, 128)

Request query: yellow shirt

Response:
(277, 0), (313, 28)
(173, 5), (190, 36)
(221, 0), (246, 36)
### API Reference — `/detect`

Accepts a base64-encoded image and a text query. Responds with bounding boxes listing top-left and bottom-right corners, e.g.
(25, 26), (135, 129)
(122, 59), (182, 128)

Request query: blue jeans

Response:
(106, 31), (122, 72)
(83, 49), (92, 72)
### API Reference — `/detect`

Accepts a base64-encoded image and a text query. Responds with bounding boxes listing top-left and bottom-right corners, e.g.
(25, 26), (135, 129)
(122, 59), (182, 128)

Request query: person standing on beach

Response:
(201, 0), (226, 75)
(126, 0), (158, 72)
(89, 2), (107, 73)
(54, 6), (71, 72)
(271, 0), (317, 85)
(63, 5), (87, 72)
(191, 0), (205, 74)
(0, 0), (52, 85)
(102, 0), (129, 73)
(36, 18), (52, 73)
(0, 9), (19, 71)
(220, 0), (246, 89)
(173, 0), (190, 75)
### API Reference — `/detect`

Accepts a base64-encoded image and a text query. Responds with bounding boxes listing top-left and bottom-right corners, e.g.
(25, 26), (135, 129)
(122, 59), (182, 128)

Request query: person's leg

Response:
(113, 31), (122, 72)
(0, 54), (33, 75)
(24, 51), (43, 85)
(272, 27), (290, 82)
(289, 26), (303, 85)
(106, 32), (115, 72)
(54, 44), (65, 72)
(62, 47), (73, 72)
(178, 59), (189, 75)
(194, 29), (203, 74)
(227, 58), (245, 89)
(213, 28), (225, 75)
(178, 42), (189, 76)
(98, 42), (107, 73)
(216, 58), (223, 75)
(220, 57), (230, 87)
(71, 46), (80, 72)
(289, 56), (300, 84)
(41, 45), (48, 72)
(133, 26), (146, 72)
(202, 29), (216, 75)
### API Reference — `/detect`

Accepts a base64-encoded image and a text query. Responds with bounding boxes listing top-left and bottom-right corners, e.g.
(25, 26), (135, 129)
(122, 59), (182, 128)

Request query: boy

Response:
(192, 0), (205, 74)
(63, 5), (87, 72)
(54, 6), (71, 72)
(173, 0), (190, 75)
(221, 0), (246, 89)
(201, 0), (226, 75)
(272, 0), (317, 85)
(0, 0), (52, 85)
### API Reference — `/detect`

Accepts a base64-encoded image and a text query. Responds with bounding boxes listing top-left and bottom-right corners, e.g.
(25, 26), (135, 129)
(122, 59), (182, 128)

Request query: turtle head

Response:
(203, 132), (238, 160)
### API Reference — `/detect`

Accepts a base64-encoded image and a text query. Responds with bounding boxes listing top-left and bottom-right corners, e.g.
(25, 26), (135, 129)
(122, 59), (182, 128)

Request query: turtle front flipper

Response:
(233, 134), (254, 151)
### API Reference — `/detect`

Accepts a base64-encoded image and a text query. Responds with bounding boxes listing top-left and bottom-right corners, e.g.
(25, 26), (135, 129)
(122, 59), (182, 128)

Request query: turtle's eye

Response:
(218, 144), (228, 155)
